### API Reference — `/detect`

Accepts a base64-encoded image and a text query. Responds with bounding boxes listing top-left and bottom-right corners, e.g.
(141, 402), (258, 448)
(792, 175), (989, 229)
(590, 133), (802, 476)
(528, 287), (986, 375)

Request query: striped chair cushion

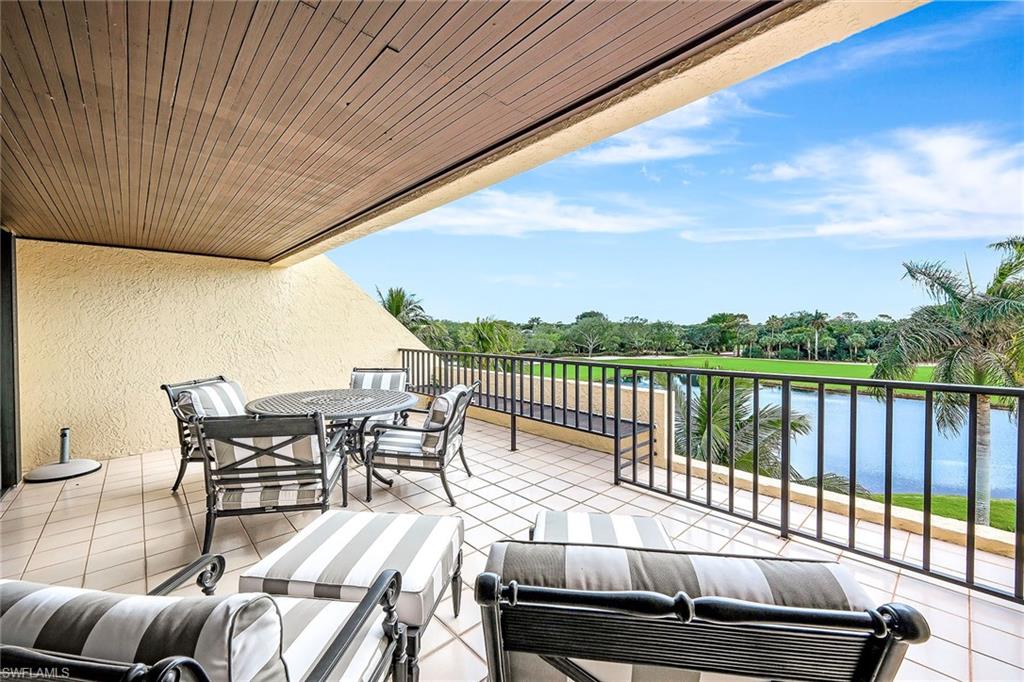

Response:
(277, 597), (389, 682)
(532, 511), (673, 550)
(485, 541), (873, 682)
(350, 370), (407, 391)
(487, 540), (872, 609)
(209, 434), (323, 474)
(217, 453), (342, 511)
(176, 380), (248, 418)
(0, 580), (287, 682)
(420, 385), (467, 454)
(239, 511), (464, 627)
(372, 430), (444, 471)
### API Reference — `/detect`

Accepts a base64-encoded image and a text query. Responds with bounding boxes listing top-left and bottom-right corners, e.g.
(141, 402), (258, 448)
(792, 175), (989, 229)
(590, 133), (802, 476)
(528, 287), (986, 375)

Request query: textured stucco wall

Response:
(16, 240), (424, 469)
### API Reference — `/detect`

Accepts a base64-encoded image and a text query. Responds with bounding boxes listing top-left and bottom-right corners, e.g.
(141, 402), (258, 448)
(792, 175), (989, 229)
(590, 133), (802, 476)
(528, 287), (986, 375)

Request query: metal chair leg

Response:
(170, 450), (189, 492)
(340, 459), (348, 507)
(202, 512), (216, 554)
(366, 459), (373, 503)
(439, 470), (456, 506)
(451, 550), (463, 617)
(457, 445), (472, 477)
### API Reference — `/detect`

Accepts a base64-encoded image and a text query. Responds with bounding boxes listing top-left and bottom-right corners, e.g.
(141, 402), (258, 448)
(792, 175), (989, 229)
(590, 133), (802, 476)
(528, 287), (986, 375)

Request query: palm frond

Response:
(903, 261), (969, 305)
(988, 236), (1024, 290)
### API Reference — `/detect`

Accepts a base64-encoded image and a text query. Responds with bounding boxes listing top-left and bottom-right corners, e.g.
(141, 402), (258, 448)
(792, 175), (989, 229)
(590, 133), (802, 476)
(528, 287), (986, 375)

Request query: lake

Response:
(657, 378), (1020, 498)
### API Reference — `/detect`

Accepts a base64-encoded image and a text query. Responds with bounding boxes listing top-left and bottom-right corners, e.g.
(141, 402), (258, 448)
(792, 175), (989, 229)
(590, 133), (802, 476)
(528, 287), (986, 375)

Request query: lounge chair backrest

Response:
(477, 541), (930, 682)
(0, 580), (288, 681)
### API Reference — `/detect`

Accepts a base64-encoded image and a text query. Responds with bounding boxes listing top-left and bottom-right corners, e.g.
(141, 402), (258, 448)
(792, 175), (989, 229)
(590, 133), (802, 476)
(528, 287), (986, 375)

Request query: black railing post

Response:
(883, 386), (894, 560)
(613, 367), (622, 486)
(966, 393), (978, 584)
(509, 358), (517, 452)
(923, 390), (933, 572)
(780, 379), (791, 539)
(1015, 395), (1023, 600)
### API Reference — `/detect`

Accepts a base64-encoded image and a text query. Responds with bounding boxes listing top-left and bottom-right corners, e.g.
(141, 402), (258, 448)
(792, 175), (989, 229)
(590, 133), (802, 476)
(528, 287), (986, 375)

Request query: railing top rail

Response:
(399, 348), (1024, 398)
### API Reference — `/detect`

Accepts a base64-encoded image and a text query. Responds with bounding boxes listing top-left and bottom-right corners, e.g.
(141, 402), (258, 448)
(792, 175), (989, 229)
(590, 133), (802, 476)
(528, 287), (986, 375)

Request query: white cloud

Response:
(393, 189), (687, 237)
(741, 3), (1022, 97)
(696, 127), (1023, 244)
(570, 92), (754, 165)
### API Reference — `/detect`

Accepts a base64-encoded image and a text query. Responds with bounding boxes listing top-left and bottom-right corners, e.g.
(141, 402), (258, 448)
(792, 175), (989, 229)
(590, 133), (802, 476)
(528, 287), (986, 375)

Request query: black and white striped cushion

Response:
(177, 380), (248, 418)
(486, 541), (871, 610)
(532, 511), (673, 550)
(217, 454), (342, 511)
(485, 541), (873, 682)
(350, 371), (407, 391)
(239, 511), (464, 627)
(277, 597), (389, 682)
(0, 581), (287, 681)
(420, 385), (466, 454)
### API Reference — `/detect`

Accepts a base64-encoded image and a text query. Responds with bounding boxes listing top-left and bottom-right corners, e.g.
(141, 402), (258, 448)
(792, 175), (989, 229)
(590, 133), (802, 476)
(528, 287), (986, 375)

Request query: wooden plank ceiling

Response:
(1, 0), (783, 262)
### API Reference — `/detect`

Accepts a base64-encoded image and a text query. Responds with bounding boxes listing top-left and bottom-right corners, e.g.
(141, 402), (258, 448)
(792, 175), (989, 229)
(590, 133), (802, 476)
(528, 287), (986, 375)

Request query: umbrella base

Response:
(24, 459), (102, 483)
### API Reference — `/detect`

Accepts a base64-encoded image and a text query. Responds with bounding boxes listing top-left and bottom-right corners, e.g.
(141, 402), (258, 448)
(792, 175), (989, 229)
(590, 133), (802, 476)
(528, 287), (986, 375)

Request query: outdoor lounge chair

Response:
(476, 540), (930, 682)
(186, 410), (347, 553)
(365, 382), (478, 506)
(0, 554), (408, 682)
(161, 375), (248, 492)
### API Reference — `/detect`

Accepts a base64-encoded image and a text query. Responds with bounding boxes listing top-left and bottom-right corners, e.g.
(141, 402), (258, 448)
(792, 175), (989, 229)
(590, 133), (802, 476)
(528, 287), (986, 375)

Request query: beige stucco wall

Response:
(16, 239), (424, 469)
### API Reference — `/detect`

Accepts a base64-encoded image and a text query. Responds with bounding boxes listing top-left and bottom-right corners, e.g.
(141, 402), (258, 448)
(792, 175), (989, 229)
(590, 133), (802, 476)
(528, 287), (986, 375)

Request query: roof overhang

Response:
(0, 1), (924, 264)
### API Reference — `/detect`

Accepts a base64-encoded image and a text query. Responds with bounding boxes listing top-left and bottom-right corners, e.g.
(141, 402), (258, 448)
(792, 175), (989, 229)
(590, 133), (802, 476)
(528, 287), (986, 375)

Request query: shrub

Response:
(777, 348), (801, 360)
(744, 344), (765, 358)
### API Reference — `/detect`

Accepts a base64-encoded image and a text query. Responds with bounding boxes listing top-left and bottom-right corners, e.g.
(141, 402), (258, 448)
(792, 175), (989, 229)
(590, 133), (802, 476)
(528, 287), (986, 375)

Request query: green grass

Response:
(868, 493), (1016, 532)
(524, 355), (934, 390)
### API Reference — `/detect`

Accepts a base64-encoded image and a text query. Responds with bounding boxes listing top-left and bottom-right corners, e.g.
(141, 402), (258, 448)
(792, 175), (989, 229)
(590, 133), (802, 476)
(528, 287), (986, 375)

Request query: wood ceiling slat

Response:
(227, 1), (575, 254)
(174, 0), (351, 250)
(35, 0), (108, 242)
(182, 0), (367, 253)
(2, 49), (93, 236)
(1, 85), (81, 233)
(164, 1), (300, 247)
(212, 1), (445, 254)
(3, 4), (97, 236)
(0, 0), (786, 260)
(161, 1), (257, 247)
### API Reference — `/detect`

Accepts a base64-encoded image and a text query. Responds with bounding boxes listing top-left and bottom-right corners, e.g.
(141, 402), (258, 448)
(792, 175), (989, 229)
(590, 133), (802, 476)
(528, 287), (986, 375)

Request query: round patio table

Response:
(246, 388), (418, 420)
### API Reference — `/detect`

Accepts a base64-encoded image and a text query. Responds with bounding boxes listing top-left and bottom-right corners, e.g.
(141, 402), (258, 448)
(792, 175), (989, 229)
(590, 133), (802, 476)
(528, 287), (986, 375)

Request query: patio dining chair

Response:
(348, 367), (410, 452)
(366, 382), (478, 506)
(188, 411), (347, 553)
(161, 375), (247, 492)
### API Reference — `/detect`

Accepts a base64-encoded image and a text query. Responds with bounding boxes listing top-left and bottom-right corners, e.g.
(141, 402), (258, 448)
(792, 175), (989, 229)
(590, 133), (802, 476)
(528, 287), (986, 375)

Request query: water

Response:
(648, 377), (1020, 498)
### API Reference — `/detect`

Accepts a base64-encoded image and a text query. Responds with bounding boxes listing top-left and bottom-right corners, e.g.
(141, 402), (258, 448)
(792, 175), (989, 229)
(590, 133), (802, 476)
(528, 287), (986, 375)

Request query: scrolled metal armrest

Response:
(370, 422), (446, 436)
(304, 570), (403, 682)
(148, 554), (226, 596)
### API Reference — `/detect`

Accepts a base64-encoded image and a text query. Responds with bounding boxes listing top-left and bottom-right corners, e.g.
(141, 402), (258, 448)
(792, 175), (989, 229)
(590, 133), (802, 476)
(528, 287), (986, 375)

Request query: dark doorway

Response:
(1, 229), (19, 491)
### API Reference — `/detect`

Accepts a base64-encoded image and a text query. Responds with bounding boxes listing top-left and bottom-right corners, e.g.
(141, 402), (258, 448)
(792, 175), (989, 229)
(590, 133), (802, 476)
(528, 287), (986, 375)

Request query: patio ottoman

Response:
(530, 510), (673, 549)
(240, 510), (463, 680)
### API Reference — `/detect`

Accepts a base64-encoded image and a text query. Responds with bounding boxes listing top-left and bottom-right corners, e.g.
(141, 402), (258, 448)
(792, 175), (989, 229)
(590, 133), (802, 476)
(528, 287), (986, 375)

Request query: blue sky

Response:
(331, 1), (1024, 324)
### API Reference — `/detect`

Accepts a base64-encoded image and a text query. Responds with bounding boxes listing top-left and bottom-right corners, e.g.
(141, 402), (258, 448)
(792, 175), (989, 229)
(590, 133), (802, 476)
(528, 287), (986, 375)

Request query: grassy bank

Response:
(868, 493), (1016, 532)
(524, 355), (934, 389)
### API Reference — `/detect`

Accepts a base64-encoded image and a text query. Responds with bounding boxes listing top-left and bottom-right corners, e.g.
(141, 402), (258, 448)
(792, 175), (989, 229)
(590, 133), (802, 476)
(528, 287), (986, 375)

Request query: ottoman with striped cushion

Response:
(0, 579), (401, 682)
(240, 510), (464, 680)
(530, 510), (673, 549)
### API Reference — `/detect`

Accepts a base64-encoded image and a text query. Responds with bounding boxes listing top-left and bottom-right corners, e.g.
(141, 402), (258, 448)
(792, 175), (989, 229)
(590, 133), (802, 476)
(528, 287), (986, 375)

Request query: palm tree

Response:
(376, 287), (429, 328)
(673, 376), (857, 494)
(872, 237), (1024, 526)
(847, 333), (866, 360)
(820, 335), (838, 360)
(810, 310), (828, 360)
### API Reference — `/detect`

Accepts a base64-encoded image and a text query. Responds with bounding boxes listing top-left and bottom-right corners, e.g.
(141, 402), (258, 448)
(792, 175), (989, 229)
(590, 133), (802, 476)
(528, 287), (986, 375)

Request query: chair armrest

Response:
(475, 573), (929, 643)
(370, 422), (446, 436)
(148, 554), (226, 596)
(305, 570), (404, 682)
(404, 407), (430, 414)
(0, 645), (212, 682)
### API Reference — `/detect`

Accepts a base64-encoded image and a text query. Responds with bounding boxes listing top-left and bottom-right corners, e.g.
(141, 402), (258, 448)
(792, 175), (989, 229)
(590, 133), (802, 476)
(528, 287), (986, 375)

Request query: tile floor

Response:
(2, 419), (1022, 681)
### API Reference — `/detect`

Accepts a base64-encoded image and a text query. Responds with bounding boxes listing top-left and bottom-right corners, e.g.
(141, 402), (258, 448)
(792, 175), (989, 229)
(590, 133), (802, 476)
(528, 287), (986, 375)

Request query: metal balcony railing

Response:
(400, 348), (1024, 604)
